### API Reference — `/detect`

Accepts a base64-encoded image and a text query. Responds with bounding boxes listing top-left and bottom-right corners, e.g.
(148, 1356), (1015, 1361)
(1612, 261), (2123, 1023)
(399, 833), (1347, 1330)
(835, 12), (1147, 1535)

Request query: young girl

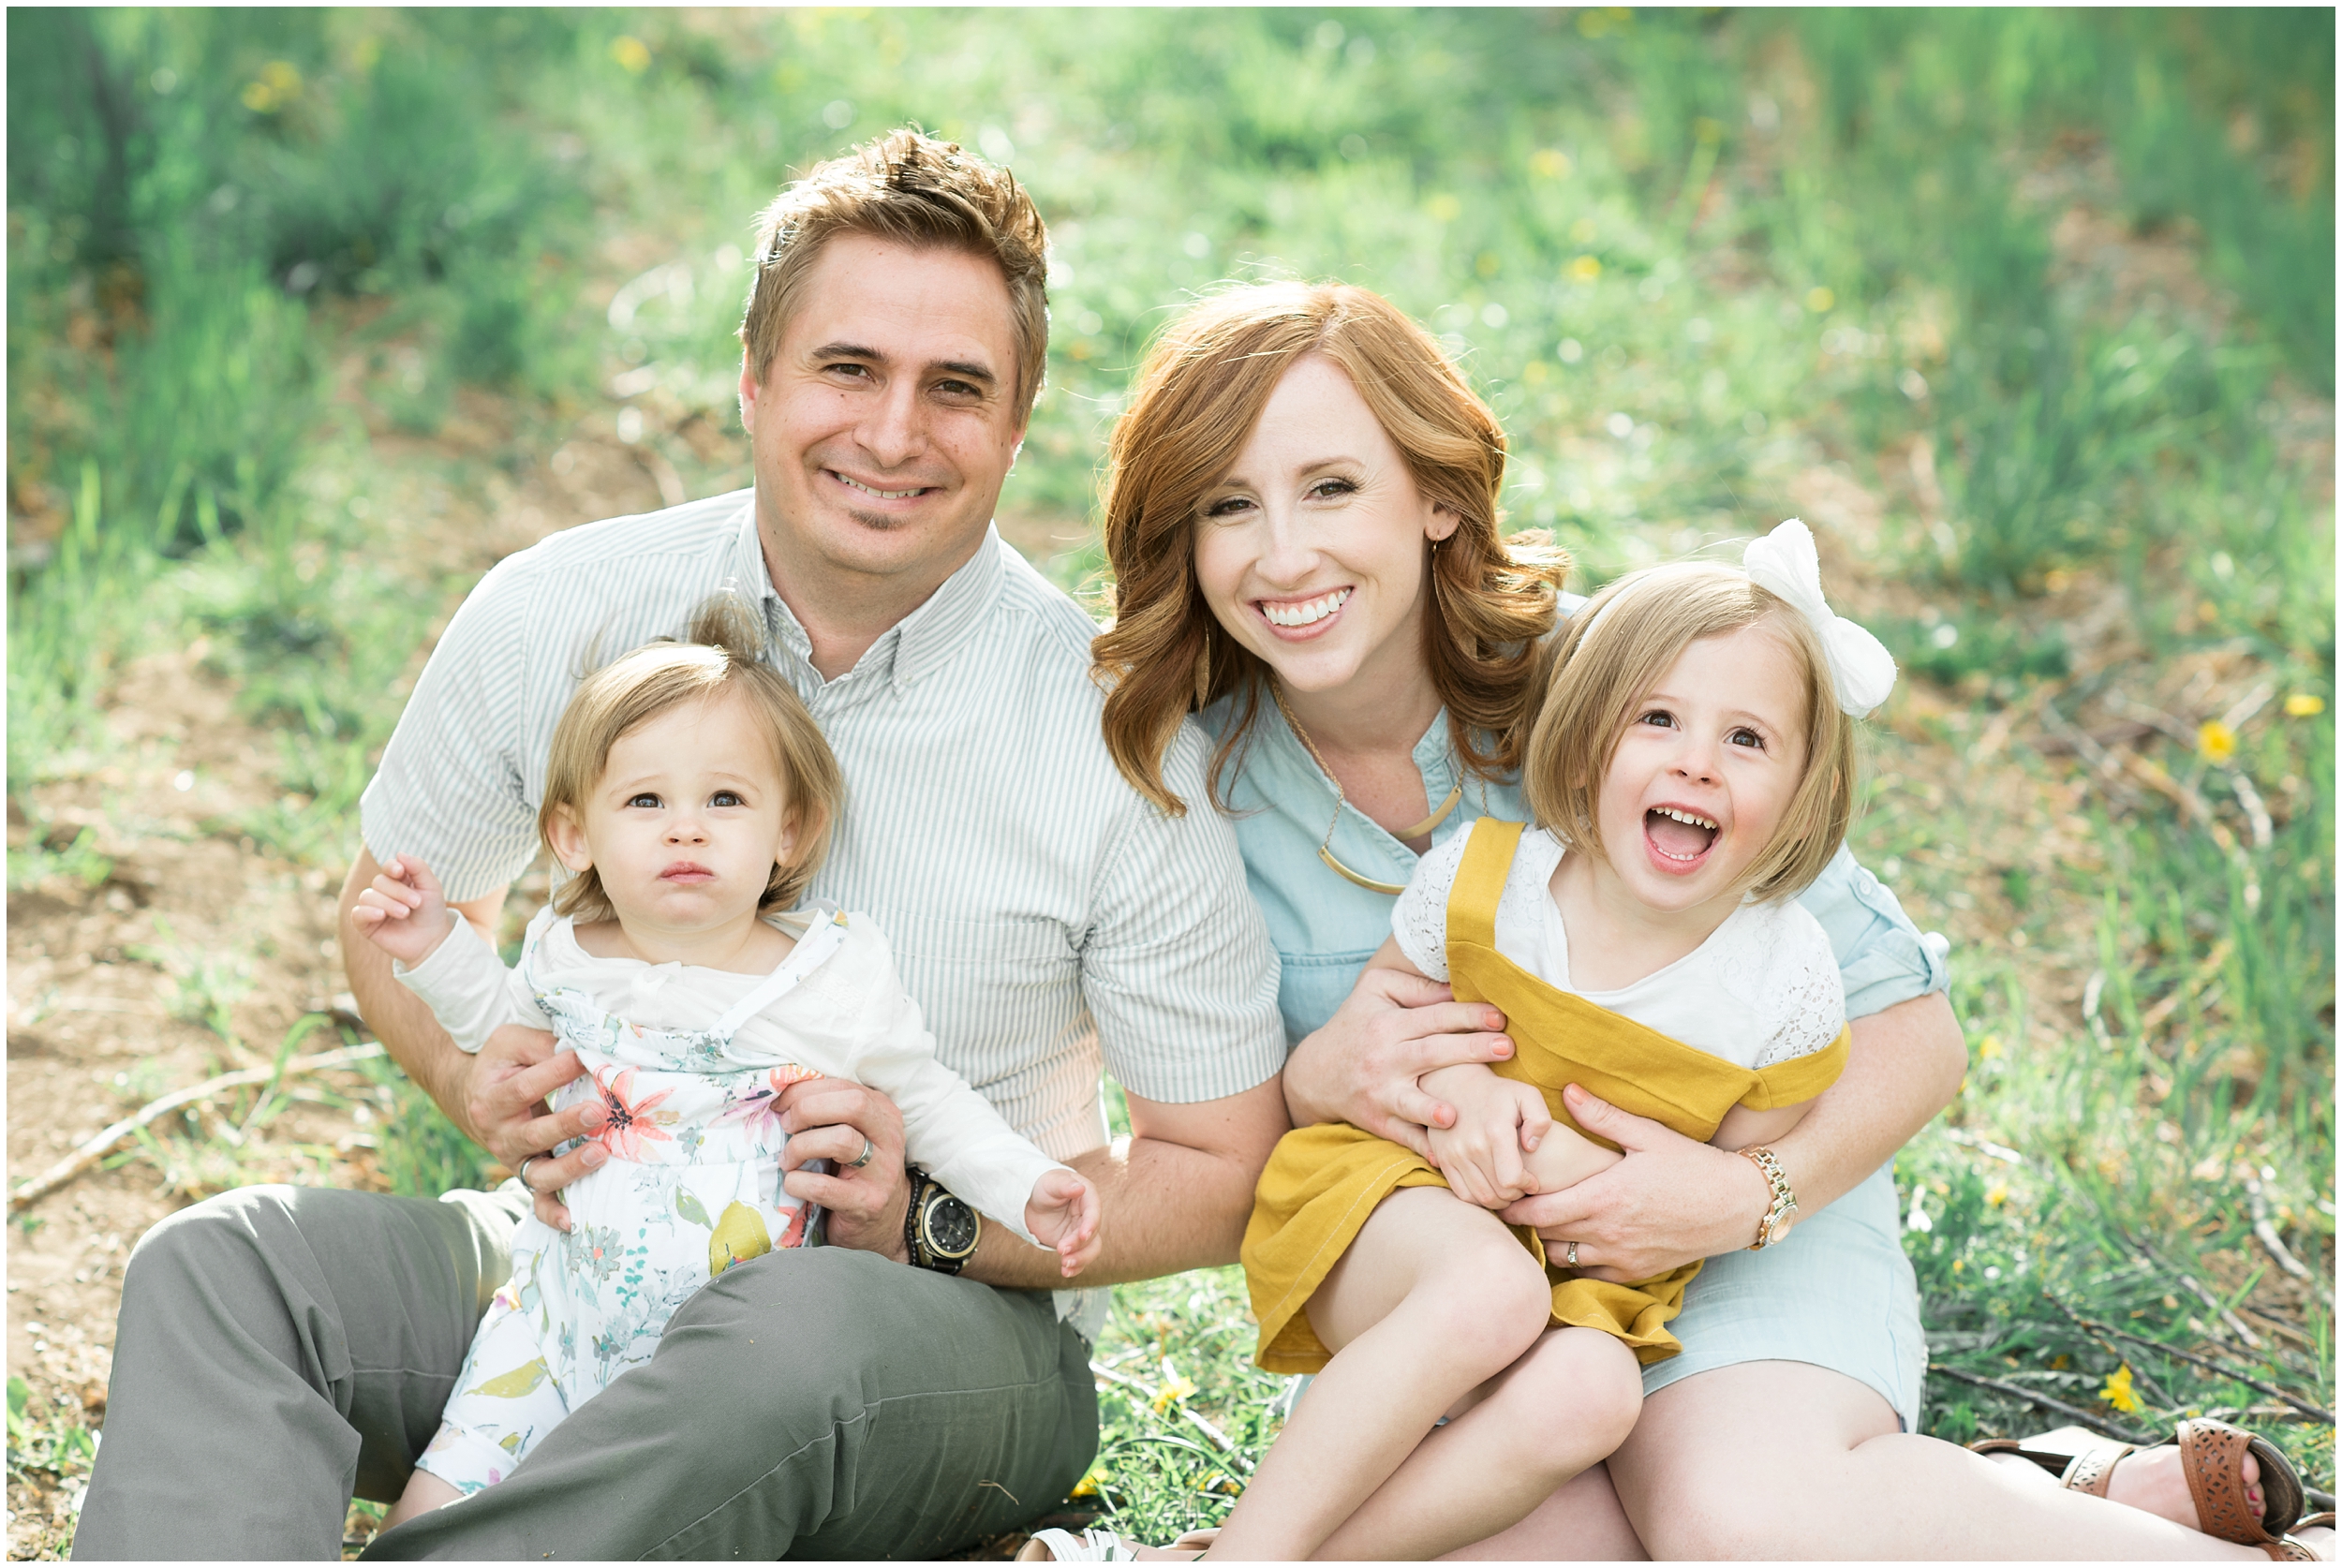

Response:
(354, 597), (1102, 1526)
(1028, 519), (1896, 1563)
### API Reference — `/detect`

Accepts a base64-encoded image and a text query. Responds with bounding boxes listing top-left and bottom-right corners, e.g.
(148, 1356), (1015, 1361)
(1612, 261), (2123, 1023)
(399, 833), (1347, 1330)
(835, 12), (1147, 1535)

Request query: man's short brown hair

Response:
(738, 127), (1050, 423)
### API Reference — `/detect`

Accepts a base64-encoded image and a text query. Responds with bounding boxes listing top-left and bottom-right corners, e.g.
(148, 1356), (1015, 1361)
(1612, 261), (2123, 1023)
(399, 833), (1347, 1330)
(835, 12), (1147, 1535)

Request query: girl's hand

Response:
(1499, 1085), (1771, 1280)
(1421, 1067), (1550, 1209)
(1024, 1168), (1103, 1278)
(1282, 966), (1515, 1156)
(350, 854), (456, 967)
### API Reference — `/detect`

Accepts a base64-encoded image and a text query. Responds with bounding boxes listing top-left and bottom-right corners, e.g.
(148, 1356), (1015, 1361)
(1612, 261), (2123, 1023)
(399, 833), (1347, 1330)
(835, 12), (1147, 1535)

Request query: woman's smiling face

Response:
(1191, 353), (1457, 701)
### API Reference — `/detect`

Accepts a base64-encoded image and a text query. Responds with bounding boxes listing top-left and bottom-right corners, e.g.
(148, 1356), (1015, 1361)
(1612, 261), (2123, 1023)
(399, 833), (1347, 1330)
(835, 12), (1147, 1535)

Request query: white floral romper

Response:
(413, 909), (850, 1496)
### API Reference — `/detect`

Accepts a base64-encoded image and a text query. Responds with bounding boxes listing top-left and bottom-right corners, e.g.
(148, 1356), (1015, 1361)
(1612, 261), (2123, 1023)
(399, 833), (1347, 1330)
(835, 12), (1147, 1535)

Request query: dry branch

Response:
(2246, 1179), (2318, 1286)
(8, 1043), (385, 1212)
(1928, 1363), (2154, 1445)
(1089, 1360), (1251, 1469)
(2054, 1304), (2335, 1426)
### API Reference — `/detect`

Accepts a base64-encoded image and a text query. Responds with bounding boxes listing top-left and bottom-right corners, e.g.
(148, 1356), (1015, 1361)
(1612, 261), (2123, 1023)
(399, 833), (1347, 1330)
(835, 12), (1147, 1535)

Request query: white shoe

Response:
(1016, 1526), (1138, 1561)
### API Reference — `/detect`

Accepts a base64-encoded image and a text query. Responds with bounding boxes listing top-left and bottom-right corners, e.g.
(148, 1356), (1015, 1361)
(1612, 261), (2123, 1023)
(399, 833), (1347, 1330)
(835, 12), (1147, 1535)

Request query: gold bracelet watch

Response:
(1740, 1145), (1798, 1250)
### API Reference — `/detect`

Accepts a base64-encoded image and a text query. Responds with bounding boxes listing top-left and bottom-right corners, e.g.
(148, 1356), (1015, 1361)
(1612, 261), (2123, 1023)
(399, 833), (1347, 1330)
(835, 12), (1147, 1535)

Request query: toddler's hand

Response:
(1024, 1167), (1101, 1278)
(350, 854), (456, 967)
(1423, 1075), (1552, 1209)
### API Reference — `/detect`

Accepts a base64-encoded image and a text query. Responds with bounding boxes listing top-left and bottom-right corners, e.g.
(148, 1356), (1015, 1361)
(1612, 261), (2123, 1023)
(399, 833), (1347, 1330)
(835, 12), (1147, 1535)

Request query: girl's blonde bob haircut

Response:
(1524, 563), (1856, 903)
(1091, 281), (1568, 815)
(540, 596), (842, 925)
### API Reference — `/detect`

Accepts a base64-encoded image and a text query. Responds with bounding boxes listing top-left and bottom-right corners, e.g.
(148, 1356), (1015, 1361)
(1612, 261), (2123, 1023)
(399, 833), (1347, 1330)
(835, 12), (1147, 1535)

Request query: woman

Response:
(1082, 281), (2326, 1561)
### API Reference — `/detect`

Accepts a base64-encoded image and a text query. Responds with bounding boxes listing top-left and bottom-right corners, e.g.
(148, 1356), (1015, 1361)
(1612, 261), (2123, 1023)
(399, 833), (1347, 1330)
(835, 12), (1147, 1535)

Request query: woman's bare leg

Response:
(1606, 1360), (2317, 1561)
(1438, 1461), (1649, 1562)
(1314, 1324), (1642, 1561)
(1205, 1189), (1554, 1561)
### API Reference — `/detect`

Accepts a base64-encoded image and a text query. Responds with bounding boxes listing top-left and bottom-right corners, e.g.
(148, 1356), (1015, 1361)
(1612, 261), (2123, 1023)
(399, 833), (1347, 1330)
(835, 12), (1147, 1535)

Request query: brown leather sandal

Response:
(1967, 1420), (2305, 1546)
(2262, 1511), (2335, 1561)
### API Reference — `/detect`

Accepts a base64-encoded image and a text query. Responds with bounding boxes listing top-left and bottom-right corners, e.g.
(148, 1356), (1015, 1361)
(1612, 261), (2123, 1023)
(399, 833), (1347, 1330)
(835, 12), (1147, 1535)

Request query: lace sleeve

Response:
(1390, 832), (1473, 981)
(1754, 908), (1849, 1069)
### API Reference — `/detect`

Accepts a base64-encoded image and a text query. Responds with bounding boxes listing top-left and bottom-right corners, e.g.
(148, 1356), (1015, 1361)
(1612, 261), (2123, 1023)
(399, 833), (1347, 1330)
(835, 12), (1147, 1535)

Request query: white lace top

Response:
(1391, 827), (1845, 1071)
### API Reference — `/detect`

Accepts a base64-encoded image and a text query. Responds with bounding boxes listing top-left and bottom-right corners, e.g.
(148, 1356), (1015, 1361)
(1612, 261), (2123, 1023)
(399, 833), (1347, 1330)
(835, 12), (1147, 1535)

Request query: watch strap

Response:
(1740, 1145), (1798, 1250)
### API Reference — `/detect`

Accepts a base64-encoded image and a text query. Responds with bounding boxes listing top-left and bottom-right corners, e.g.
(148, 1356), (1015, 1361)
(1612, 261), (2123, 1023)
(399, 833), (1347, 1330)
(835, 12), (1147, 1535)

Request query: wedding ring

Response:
(847, 1136), (874, 1169)
(1565, 1240), (1579, 1268)
(517, 1156), (540, 1189)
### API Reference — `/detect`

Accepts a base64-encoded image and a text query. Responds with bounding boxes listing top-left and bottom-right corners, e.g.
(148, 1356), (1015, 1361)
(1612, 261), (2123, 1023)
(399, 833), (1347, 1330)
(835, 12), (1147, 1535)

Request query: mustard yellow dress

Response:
(1242, 818), (1849, 1372)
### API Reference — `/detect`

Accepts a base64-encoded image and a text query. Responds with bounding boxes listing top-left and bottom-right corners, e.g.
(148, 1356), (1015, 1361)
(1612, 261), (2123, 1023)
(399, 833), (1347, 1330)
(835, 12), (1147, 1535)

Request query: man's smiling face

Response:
(740, 230), (1026, 594)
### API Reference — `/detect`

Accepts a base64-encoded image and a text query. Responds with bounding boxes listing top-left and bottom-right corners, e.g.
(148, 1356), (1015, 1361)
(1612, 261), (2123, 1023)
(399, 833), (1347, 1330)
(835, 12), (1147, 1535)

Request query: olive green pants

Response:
(73, 1183), (1096, 1560)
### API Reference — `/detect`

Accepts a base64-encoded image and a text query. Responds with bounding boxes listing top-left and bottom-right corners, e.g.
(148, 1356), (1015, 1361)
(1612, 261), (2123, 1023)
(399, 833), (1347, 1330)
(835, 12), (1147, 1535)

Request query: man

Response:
(76, 129), (1291, 1561)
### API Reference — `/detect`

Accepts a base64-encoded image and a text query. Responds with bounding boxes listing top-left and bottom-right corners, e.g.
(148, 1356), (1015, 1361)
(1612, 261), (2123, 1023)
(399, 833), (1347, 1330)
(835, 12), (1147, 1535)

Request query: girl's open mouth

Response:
(1643, 806), (1719, 865)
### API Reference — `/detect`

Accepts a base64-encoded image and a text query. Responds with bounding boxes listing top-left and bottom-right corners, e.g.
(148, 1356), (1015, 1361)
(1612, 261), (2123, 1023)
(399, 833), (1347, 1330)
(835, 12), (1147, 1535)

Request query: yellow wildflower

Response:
(2196, 721), (2236, 762)
(1426, 194), (1462, 223)
(610, 36), (652, 73)
(1152, 1372), (1197, 1412)
(2285, 693), (2325, 717)
(2101, 1364), (2142, 1414)
(1566, 255), (1602, 283)
(1805, 286), (1835, 314)
(1985, 1183), (2008, 1207)
(1979, 1035), (2003, 1060)
(1530, 148), (1573, 180)
(1070, 1471), (1102, 1499)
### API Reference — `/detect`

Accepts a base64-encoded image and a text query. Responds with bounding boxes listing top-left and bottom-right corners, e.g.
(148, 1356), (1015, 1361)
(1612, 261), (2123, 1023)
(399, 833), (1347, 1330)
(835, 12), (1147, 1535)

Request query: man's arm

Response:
(777, 1074), (1290, 1286)
(339, 847), (605, 1220)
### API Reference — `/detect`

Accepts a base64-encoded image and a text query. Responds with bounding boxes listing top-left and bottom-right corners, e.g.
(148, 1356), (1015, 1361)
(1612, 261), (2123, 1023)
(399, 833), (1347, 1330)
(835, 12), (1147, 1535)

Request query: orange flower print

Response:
(777, 1201), (811, 1250)
(589, 1066), (675, 1161)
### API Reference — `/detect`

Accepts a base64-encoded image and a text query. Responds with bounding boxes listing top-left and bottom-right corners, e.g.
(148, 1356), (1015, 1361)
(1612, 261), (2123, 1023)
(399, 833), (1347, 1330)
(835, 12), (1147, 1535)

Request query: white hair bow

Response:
(1742, 519), (1897, 718)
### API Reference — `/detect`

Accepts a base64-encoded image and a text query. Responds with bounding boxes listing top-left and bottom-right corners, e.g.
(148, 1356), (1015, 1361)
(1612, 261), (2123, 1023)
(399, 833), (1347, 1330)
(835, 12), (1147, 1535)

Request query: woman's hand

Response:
(778, 1076), (912, 1261)
(1499, 1084), (1771, 1280)
(1282, 967), (1515, 1156)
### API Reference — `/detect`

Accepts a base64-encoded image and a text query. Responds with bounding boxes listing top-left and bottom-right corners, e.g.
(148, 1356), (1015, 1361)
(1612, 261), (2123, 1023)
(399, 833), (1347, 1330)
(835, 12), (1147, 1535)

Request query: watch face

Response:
(922, 1192), (980, 1259)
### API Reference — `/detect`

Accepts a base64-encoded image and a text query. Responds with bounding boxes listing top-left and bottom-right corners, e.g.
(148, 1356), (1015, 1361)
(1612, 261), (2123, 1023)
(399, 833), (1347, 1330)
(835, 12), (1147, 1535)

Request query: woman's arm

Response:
(1500, 990), (1964, 1280)
(1280, 969), (1517, 1154)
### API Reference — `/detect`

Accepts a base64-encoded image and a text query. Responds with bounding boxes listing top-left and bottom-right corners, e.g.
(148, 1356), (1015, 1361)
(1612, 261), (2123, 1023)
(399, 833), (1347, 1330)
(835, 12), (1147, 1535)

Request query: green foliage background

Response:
(8, 6), (2333, 1546)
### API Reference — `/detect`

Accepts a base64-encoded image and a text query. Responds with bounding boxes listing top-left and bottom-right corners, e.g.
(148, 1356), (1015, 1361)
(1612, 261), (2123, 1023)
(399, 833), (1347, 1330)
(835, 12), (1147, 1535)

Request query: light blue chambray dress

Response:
(1196, 692), (1948, 1431)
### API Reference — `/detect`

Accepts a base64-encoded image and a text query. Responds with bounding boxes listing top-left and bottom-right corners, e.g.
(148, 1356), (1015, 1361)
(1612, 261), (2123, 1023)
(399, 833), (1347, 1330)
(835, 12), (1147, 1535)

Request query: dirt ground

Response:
(7, 176), (2331, 1558)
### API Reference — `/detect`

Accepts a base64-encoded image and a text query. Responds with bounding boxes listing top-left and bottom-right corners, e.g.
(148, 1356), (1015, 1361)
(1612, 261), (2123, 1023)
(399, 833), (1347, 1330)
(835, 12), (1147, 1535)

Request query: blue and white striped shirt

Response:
(362, 488), (1288, 1190)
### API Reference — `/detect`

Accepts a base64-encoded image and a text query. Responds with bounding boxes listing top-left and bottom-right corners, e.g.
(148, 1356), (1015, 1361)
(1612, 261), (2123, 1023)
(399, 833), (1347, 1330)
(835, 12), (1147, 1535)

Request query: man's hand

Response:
(1024, 1168), (1103, 1278)
(1499, 1085), (1768, 1281)
(777, 1075), (911, 1261)
(457, 1025), (604, 1231)
(349, 854), (457, 968)
(1282, 964), (1514, 1154)
(1419, 1063), (1549, 1208)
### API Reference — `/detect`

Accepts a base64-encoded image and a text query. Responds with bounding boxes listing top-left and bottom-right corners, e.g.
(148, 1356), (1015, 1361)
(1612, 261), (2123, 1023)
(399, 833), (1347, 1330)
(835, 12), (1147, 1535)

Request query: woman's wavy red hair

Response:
(1090, 282), (1567, 815)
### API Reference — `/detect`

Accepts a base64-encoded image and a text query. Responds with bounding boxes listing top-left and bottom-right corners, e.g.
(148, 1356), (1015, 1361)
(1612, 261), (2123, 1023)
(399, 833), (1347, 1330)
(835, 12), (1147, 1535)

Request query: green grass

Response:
(9, 5), (2332, 1544)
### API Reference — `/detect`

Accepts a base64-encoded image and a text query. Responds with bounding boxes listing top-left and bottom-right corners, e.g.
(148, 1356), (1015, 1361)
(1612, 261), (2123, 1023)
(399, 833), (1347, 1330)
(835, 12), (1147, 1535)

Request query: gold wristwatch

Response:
(1740, 1146), (1798, 1250)
(903, 1165), (980, 1275)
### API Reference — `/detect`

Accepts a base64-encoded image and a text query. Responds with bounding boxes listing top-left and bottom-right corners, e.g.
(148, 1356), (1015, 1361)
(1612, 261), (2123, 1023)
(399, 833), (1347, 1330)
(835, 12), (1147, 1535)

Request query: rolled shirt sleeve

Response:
(1081, 721), (1287, 1107)
(358, 554), (546, 904)
(1794, 845), (1951, 1020)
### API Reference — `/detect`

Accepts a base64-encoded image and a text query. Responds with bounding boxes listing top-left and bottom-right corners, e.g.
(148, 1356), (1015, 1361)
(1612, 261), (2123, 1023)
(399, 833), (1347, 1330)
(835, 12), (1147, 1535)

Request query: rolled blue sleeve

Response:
(1794, 846), (1950, 1019)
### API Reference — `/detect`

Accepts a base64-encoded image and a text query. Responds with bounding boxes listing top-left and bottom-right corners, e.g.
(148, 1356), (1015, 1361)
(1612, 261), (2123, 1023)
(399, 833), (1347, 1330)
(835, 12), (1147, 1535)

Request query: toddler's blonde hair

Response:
(541, 595), (842, 925)
(1522, 563), (1856, 902)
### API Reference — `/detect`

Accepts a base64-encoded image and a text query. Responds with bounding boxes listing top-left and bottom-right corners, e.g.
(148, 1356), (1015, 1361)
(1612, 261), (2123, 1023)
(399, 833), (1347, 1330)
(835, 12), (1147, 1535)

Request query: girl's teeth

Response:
(1263, 588), (1352, 628)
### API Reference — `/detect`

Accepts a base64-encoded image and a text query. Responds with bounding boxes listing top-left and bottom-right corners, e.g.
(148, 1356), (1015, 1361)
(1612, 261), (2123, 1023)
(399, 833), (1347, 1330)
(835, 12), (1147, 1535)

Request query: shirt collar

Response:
(732, 502), (1004, 693)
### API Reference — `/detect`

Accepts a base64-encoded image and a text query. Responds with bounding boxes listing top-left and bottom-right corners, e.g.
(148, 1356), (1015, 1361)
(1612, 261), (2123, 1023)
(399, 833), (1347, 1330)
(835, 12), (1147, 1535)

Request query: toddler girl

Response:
(355, 597), (1101, 1525)
(1030, 519), (1894, 1562)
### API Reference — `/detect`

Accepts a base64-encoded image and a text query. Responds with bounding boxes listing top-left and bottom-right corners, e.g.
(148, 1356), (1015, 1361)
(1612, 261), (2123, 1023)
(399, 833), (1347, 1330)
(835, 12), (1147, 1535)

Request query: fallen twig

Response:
(1090, 1360), (1252, 1470)
(1927, 1363), (2154, 1446)
(8, 1043), (385, 1212)
(2053, 1304), (2335, 1426)
(2246, 1179), (2318, 1286)
(1943, 1127), (2028, 1166)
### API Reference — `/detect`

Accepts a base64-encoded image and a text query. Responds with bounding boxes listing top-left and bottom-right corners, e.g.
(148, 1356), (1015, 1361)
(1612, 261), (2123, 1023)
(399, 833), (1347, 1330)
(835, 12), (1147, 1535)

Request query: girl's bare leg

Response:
(1314, 1324), (1641, 1561)
(1437, 1461), (1648, 1562)
(1205, 1189), (1554, 1562)
(1605, 1360), (2323, 1561)
(381, 1469), (461, 1531)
